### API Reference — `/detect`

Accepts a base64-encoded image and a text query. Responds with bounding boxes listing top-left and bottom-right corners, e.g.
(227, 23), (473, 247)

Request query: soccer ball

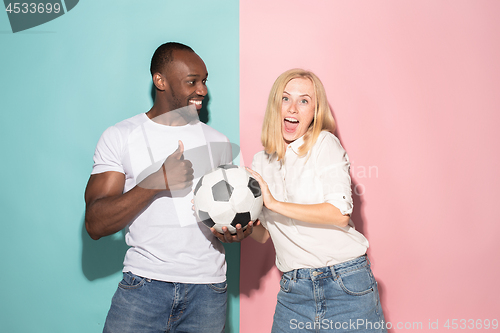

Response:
(194, 164), (263, 234)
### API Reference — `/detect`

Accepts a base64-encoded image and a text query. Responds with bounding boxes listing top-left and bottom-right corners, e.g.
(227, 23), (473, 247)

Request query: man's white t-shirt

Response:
(92, 113), (232, 283)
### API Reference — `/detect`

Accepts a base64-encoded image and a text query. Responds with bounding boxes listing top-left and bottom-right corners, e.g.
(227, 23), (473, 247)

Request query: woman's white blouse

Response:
(252, 131), (369, 272)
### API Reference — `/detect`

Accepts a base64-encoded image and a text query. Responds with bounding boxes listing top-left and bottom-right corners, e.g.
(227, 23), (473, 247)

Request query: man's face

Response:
(163, 49), (208, 112)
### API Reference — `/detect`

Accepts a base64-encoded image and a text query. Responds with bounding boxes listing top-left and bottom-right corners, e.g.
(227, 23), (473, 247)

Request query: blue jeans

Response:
(103, 272), (227, 333)
(272, 255), (387, 333)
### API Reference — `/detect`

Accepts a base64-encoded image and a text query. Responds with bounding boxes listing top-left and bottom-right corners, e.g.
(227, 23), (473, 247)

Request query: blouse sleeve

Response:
(315, 133), (353, 216)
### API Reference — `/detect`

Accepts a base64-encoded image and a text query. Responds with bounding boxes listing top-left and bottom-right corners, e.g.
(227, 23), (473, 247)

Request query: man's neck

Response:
(146, 104), (198, 126)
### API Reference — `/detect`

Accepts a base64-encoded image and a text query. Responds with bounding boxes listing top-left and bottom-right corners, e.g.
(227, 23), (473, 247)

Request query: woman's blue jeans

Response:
(272, 255), (387, 333)
(103, 272), (227, 333)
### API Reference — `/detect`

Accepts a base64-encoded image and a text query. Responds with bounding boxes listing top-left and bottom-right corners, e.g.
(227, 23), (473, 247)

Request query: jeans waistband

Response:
(283, 255), (370, 281)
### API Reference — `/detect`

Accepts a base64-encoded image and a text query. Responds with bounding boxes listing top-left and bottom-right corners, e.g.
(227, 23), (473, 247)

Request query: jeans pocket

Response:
(279, 274), (292, 293)
(337, 266), (375, 296)
(209, 281), (227, 293)
(118, 272), (147, 290)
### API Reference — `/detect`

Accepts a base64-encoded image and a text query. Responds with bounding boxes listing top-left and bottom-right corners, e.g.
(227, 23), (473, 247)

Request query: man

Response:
(85, 42), (254, 333)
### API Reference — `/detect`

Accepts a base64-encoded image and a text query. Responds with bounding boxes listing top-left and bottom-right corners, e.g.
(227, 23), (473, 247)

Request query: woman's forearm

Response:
(268, 201), (350, 227)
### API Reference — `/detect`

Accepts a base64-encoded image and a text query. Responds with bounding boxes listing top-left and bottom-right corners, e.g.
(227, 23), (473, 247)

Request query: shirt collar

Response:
(287, 135), (305, 155)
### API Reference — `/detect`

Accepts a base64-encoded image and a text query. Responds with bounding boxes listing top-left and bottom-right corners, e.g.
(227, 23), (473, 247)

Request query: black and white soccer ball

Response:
(194, 164), (263, 234)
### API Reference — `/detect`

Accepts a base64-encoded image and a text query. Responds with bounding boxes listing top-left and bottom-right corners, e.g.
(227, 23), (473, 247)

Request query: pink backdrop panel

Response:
(240, 0), (500, 332)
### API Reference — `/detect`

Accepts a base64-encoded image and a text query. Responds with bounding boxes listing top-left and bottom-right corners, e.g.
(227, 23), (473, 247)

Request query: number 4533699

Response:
(5, 3), (61, 14)
(444, 319), (498, 330)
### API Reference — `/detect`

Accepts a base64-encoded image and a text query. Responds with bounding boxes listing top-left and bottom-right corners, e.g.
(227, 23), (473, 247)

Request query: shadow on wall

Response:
(349, 178), (392, 329)
(377, 279), (392, 332)
(80, 216), (241, 333)
(239, 236), (277, 297)
(333, 109), (366, 238)
(336, 116), (391, 330)
(80, 216), (128, 281)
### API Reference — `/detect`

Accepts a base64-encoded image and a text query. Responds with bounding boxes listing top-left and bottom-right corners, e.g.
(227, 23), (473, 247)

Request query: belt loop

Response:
(292, 269), (297, 281)
(330, 264), (336, 278)
(366, 254), (371, 266)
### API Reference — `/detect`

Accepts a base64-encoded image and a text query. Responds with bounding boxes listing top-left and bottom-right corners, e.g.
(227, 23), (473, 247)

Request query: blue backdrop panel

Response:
(0, 1), (240, 332)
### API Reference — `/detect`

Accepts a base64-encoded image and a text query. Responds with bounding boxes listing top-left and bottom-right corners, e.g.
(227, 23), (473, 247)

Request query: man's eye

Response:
(202, 79), (207, 85)
(187, 81), (195, 85)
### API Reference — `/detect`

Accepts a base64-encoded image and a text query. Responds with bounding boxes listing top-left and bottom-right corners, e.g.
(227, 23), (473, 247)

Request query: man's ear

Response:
(152, 72), (168, 91)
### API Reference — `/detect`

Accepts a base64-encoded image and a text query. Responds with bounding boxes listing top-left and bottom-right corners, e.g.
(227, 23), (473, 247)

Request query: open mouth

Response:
(189, 99), (203, 110)
(284, 117), (299, 132)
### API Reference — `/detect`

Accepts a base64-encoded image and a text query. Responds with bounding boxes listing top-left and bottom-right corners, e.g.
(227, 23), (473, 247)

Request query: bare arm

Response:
(249, 222), (270, 243)
(247, 168), (350, 228)
(85, 141), (194, 240)
(267, 201), (350, 227)
(84, 172), (162, 240)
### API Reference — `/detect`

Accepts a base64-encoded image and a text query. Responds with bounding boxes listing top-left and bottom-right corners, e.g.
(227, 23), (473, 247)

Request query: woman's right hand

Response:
(246, 167), (350, 227)
(246, 167), (277, 211)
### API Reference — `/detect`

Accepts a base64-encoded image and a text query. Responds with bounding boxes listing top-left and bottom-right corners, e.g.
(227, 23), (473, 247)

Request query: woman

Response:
(248, 69), (387, 333)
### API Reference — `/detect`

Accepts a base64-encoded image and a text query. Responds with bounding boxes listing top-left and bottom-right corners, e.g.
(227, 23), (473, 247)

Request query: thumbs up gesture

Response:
(161, 141), (194, 191)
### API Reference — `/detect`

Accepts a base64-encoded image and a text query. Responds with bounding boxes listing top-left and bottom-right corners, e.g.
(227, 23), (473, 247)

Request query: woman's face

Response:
(281, 77), (316, 145)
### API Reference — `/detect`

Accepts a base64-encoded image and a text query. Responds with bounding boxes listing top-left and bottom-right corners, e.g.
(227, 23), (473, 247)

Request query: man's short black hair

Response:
(150, 42), (194, 76)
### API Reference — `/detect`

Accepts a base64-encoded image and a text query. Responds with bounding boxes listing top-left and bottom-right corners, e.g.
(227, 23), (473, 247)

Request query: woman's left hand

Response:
(246, 167), (277, 211)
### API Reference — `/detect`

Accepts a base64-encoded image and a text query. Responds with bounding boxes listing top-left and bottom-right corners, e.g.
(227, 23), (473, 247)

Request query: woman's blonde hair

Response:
(261, 69), (336, 161)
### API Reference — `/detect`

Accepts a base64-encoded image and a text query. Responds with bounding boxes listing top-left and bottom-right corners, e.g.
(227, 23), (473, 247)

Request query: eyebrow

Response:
(283, 90), (311, 98)
(187, 73), (208, 78)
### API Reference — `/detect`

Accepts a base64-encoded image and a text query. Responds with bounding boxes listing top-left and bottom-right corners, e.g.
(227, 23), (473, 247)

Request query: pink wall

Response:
(240, 0), (500, 332)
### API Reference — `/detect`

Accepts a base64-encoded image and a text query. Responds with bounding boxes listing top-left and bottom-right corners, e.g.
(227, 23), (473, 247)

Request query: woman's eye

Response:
(300, 99), (308, 104)
(282, 96), (289, 102)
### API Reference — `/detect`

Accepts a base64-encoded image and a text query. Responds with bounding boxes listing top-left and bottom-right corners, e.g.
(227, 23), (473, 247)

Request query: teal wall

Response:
(0, 1), (240, 332)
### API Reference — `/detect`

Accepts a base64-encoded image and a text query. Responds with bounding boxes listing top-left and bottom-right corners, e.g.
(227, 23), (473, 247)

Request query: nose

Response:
(196, 82), (207, 96)
(288, 103), (298, 114)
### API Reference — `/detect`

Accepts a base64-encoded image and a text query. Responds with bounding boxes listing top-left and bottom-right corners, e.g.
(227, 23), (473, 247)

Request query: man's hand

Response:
(138, 140), (194, 191)
(162, 141), (194, 190)
(211, 220), (261, 243)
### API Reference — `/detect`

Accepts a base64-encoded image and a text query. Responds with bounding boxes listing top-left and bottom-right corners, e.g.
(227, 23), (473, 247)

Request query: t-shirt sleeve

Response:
(316, 134), (353, 216)
(91, 126), (125, 175)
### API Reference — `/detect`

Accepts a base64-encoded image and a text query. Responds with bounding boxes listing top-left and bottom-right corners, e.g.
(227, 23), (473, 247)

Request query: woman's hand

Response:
(246, 167), (277, 211)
